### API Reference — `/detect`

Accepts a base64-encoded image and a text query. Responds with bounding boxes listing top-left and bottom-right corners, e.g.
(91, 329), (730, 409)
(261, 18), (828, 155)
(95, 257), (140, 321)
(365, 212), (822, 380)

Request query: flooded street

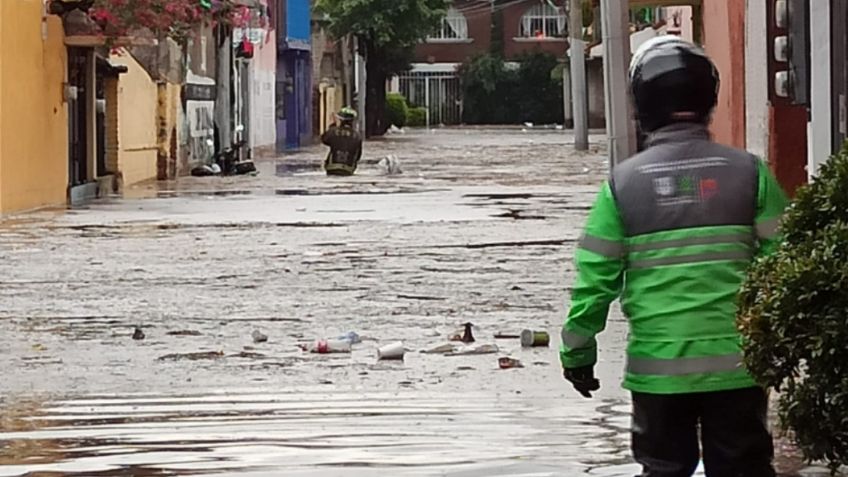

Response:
(0, 130), (825, 476)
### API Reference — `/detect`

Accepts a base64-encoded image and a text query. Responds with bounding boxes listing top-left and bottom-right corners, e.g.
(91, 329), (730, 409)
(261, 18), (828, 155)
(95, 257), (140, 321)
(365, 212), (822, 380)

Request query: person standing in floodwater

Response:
(322, 107), (363, 176)
(558, 36), (788, 476)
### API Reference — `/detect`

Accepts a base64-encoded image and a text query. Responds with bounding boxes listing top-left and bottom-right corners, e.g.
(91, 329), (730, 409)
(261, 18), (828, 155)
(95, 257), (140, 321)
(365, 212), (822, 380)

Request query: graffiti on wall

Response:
(187, 100), (215, 164)
(184, 73), (217, 165)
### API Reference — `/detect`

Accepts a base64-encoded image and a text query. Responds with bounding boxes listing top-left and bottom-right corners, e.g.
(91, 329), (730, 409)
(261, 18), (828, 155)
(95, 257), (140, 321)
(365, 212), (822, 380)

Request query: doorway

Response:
(67, 47), (89, 187)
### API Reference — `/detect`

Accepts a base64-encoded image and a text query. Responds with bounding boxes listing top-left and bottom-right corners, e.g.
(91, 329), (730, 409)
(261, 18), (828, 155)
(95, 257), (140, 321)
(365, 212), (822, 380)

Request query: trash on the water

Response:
(494, 332), (521, 339)
(132, 327), (145, 340)
(310, 339), (352, 354)
(520, 329), (550, 347)
(378, 155), (403, 175)
(498, 357), (524, 369)
(338, 331), (362, 344)
(252, 330), (268, 343)
(446, 344), (499, 357)
(450, 322), (475, 343)
(377, 341), (405, 360)
(422, 344), (457, 354)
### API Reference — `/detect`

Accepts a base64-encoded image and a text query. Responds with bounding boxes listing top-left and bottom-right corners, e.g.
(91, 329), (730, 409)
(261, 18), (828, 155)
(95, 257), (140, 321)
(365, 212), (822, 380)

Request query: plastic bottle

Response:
(311, 339), (352, 354)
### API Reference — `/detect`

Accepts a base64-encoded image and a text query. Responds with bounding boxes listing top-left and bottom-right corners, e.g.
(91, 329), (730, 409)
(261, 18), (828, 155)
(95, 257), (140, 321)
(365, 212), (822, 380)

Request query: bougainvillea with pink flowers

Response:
(86, 0), (251, 42)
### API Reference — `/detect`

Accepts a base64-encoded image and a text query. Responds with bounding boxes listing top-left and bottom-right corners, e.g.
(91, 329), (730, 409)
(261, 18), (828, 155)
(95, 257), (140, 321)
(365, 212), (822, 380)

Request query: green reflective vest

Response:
(560, 124), (789, 394)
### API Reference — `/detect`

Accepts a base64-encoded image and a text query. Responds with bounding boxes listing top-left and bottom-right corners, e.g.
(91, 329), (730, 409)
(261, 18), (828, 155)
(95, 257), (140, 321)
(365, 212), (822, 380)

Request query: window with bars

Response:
(428, 7), (469, 41)
(519, 3), (566, 39)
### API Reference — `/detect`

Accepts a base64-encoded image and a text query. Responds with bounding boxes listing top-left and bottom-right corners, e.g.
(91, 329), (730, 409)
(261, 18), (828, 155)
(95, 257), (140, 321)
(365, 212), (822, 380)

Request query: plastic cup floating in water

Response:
(520, 329), (550, 347)
(377, 341), (405, 360)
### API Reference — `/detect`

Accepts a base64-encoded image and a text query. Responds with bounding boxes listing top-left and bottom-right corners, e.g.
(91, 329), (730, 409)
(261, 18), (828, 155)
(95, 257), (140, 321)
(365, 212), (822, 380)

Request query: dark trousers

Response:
(632, 387), (776, 477)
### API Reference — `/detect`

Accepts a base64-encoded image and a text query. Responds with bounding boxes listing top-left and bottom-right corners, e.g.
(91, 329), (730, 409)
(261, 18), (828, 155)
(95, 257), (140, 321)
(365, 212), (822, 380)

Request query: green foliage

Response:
(407, 107), (427, 127)
(386, 93), (409, 128)
(315, 0), (447, 49)
(315, 0), (445, 136)
(457, 54), (517, 124)
(738, 144), (848, 472)
(514, 52), (564, 125)
(458, 52), (564, 125)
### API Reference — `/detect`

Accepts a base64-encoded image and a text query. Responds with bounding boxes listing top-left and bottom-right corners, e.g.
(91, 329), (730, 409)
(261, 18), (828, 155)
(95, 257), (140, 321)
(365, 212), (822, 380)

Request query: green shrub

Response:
(738, 143), (848, 472)
(385, 93), (409, 128)
(458, 52), (563, 125)
(514, 51), (564, 125)
(407, 107), (427, 127)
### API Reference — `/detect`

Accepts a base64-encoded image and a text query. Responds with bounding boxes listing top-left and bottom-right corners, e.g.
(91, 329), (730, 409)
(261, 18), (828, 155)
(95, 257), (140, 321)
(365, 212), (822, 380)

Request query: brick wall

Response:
(414, 1), (491, 63)
(413, 0), (568, 64)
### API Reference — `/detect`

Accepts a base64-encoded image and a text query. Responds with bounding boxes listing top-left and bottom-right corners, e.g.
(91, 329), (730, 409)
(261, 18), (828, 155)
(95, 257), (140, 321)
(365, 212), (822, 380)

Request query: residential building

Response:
(401, 0), (570, 126)
(275, 0), (313, 151)
(627, 0), (846, 194)
(311, 14), (353, 136)
(0, 0), (68, 214)
(0, 0), (172, 214)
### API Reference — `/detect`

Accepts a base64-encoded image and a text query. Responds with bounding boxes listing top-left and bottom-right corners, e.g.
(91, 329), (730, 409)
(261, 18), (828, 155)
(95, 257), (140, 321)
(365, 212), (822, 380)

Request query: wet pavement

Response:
(0, 129), (834, 476)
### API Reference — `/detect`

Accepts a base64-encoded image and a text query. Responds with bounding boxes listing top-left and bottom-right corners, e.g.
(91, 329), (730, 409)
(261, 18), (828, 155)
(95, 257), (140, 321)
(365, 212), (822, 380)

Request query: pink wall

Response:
(701, 0), (746, 148)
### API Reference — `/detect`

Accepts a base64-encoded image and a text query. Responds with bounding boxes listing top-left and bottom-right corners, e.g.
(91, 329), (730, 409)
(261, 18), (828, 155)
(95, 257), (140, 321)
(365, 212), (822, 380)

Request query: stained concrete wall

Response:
(0, 0), (68, 214)
(701, 0), (746, 148)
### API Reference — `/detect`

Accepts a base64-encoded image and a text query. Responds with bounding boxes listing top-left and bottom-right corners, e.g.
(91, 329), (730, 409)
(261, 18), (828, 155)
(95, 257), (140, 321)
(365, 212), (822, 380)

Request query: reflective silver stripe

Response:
(756, 217), (781, 239)
(627, 353), (744, 376)
(561, 329), (593, 349)
(579, 234), (625, 258)
(628, 232), (755, 253)
(628, 249), (752, 270)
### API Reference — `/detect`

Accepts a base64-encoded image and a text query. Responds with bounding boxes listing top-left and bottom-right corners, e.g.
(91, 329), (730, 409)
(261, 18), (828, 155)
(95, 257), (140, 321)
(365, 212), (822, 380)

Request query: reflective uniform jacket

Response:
(560, 123), (789, 394)
(322, 124), (362, 176)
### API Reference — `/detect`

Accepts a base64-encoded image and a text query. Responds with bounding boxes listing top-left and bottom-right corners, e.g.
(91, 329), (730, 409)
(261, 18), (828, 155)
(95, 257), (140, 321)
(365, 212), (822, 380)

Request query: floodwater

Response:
(0, 129), (832, 476)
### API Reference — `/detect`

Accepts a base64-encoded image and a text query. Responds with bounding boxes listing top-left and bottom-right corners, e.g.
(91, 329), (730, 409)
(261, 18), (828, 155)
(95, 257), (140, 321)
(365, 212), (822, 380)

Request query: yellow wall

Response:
(0, 1), (69, 214)
(110, 51), (159, 186)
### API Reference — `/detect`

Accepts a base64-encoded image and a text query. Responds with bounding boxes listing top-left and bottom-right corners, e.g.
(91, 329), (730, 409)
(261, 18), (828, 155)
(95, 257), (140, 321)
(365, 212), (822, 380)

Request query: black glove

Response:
(563, 366), (600, 398)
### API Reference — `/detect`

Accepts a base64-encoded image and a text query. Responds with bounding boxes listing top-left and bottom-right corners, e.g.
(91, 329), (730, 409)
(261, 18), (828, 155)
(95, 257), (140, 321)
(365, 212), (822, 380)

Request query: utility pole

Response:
(600, 0), (636, 166)
(569, 0), (589, 150)
(562, 61), (573, 127)
(354, 37), (367, 135)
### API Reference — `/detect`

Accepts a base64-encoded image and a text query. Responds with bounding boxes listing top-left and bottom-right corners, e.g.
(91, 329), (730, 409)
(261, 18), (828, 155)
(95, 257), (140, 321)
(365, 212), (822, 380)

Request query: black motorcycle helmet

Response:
(629, 36), (720, 133)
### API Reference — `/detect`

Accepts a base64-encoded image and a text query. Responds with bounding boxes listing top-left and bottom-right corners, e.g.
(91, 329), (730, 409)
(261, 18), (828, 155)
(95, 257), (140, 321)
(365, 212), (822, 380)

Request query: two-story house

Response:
(395, 0), (569, 126)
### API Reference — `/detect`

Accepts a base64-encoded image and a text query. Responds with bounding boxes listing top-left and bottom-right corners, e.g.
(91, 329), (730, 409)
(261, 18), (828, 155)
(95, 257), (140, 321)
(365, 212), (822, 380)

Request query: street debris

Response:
(167, 330), (202, 336)
(445, 344), (499, 357)
(422, 344), (457, 355)
(157, 351), (224, 361)
(498, 357), (524, 369)
(378, 155), (403, 175)
(449, 322), (475, 343)
(132, 327), (145, 340)
(494, 332), (521, 339)
(309, 339), (352, 354)
(251, 329), (269, 343)
(338, 331), (362, 344)
(190, 163), (222, 177)
(520, 329), (550, 347)
(377, 341), (405, 360)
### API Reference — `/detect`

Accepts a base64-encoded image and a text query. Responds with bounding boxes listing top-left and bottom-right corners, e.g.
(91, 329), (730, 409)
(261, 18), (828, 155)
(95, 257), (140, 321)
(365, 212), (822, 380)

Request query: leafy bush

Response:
(407, 107), (427, 127)
(385, 93), (409, 128)
(458, 52), (563, 125)
(514, 51), (564, 125)
(458, 54), (518, 124)
(738, 144), (848, 472)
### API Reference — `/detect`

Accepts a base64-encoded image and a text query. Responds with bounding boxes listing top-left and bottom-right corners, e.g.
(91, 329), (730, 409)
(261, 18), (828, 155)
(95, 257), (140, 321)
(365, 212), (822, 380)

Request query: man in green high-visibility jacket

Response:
(560, 36), (788, 476)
